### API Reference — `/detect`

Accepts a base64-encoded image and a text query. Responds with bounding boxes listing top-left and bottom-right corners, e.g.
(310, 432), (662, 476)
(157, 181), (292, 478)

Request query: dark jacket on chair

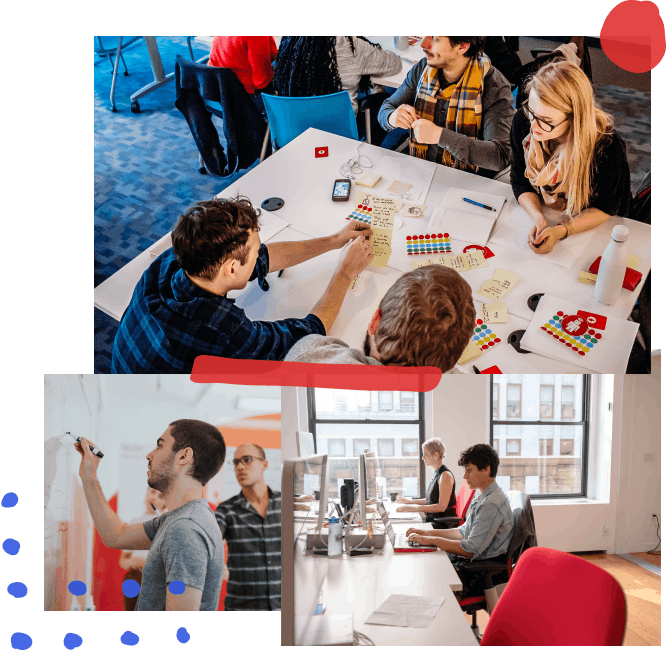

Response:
(505, 490), (538, 561)
(174, 54), (266, 177)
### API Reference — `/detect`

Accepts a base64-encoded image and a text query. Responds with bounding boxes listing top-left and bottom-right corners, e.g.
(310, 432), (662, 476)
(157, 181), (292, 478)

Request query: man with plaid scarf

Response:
(379, 37), (514, 177)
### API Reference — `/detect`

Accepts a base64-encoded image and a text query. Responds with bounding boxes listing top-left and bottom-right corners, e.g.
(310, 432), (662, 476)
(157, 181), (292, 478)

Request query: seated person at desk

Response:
(378, 37), (514, 176)
(208, 36), (278, 114)
(273, 37), (401, 144)
(395, 437), (457, 528)
(511, 61), (631, 255)
(284, 265), (476, 373)
(111, 196), (373, 373)
(406, 444), (513, 599)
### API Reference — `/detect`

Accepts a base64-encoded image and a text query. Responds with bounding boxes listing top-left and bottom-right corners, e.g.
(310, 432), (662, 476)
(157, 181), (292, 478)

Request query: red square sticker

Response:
(576, 310), (608, 331)
(315, 146), (329, 158)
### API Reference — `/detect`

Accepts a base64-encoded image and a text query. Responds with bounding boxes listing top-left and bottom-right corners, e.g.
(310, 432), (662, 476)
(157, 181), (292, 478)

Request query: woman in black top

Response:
(510, 60), (631, 255)
(396, 437), (457, 526)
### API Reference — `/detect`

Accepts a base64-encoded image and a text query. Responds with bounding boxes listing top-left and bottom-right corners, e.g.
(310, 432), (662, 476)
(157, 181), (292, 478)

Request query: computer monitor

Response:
(295, 430), (315, 457)
(365, 451), (377, 502)
(358, 453), (367, 529)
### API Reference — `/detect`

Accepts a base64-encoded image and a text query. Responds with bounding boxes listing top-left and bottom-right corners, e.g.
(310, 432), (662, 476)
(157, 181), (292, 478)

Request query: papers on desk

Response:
(366, 151), (436, 204)
(427, 188), (505, 246)
(366, 594), (445, 628)
(258, 207), (290, 243)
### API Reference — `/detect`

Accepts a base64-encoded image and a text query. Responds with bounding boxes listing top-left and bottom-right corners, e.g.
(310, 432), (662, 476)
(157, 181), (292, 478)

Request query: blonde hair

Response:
(526, 61), (613, 217)
(422, 437), (446, 459)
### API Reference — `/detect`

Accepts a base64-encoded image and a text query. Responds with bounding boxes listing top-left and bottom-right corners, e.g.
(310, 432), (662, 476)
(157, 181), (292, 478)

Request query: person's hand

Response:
(337, 236), (374, 280)
(406, 526), (428, 537)
(396, 505), (413, 513)
(130, 555), (146, 571)
(389, 104), (418, 129)
(529, 225), (564, 255)
(74, 437), (102, 480)
(395, 496), (409, 503)
(412, 119), (443, 144)
(366, 498), (377, 505)
(295, 495), (315, 502)
(294, 503), (311, 512)
(334, 220), (372, 248)
(408, 533), (433, 546)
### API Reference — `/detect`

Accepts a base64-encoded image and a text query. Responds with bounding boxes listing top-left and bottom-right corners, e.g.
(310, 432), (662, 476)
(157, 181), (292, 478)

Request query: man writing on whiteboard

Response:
(215, 443), (281, 610)
(74, 419), (226, 611)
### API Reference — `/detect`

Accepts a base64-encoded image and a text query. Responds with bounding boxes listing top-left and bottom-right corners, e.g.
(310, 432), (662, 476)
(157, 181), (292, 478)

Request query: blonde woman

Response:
(396, 437), (457, 527)
(510, 61), (631, 255)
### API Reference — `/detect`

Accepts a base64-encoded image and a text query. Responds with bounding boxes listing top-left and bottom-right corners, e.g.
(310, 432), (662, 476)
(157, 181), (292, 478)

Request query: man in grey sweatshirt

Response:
(285, 265), (475, 373)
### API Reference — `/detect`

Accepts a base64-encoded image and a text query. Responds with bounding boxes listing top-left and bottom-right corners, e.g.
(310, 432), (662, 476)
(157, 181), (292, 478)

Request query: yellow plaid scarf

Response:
(411, 54), (491, 172)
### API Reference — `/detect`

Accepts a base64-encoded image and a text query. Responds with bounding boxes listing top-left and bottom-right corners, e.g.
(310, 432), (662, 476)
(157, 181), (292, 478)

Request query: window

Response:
(378, 439), (394, 457)
(328, 439), (345, 457)
(353, 439), (371, 456)
(507, 384), (522, 417)
(334, 391), (348, 413)
(402, 439), (419, 457)
(539, 439), (553, 456)
(561, 385), (575, 419)
(378, 391), (393, 412)
(491, 375), (590, 498)
(506, 439), (521, 456)
(357, 391), (371, 413)
(540, 385), (554, 418)
(400, 392), (415, 412)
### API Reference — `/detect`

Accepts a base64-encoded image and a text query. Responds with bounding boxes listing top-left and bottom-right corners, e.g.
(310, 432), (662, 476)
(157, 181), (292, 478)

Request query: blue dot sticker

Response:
(121, 631), (140, 646)
(10, 632), (32, 649)
(68, 580), (87, 596)
(64, 633), (83, 649)
(122, 579), (141, 598)
(8, 582), (27, 598)
(176, 627), (191, 644)
(168, 581), (186, 595)
(2, 492), (18, 507)
(3, 538), (20, 555)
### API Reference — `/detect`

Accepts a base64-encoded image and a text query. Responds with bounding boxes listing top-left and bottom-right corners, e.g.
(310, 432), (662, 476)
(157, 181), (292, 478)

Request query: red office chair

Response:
(431, 481), (476, 528)
(480, 547), (627, 646)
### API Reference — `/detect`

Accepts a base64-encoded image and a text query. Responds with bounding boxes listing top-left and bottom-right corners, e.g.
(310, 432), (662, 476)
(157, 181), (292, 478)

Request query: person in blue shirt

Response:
(111, 196), (373, 373)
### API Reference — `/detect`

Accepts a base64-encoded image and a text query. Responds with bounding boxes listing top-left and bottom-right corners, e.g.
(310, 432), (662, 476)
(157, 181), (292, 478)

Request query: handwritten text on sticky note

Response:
(482, 303), (508, 323)
(478, 269), (520, 302)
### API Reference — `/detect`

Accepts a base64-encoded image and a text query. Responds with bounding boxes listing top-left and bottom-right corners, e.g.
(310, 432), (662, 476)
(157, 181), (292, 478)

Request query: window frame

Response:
(539, 384), (554, 419)
(561, 385), (576, 420)
(378, 438), (395, 457)
(560, 438), (575, 456)
(353, 438), (372, 457)
(506, 383), (522, 418)
(505, 439), (522, 456)
(307, 389), (427, 495)
(327, 438), (346, 458)
(539, 438), (553, 456)
(490, 376), (590, 499)
(492, 383), (499, 418)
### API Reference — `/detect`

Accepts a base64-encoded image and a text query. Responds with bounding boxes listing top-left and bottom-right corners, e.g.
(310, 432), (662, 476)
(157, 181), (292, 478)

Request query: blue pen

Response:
(463, 197), (496, 212)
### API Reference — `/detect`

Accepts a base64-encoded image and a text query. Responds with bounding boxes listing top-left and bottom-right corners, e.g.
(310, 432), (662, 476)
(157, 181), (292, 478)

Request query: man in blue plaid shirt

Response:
(112, 196), (373, 373)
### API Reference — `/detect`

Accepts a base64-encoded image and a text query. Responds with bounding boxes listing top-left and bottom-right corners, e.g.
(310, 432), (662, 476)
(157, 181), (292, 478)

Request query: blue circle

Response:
(64, 633), (83, 649)
(121, 631), (140, 646)
(176, 627), (191, 644)
(3, 538), (20, 555)
(8, 582), (27, 598)
(2, 492), (18, 508)
(168, 580), (186, 595)
(122, 579), (141, 598)
(549, 320), (555, 325)
(68, 580), (87, 596)
(10, 633), (32, 649)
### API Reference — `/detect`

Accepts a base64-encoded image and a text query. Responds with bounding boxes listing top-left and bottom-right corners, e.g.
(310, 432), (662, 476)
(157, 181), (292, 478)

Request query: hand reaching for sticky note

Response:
(335, 220), (372, 247)
(338, 236), (374, 280)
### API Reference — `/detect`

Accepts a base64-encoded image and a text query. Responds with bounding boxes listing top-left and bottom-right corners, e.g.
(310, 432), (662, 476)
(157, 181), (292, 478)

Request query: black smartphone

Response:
(332, 178), (352, 202)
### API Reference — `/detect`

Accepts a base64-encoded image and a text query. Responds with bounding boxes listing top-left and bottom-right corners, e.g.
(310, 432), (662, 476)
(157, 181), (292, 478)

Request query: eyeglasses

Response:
(521, 100), (568, 133)
(229, 455), (263, 468)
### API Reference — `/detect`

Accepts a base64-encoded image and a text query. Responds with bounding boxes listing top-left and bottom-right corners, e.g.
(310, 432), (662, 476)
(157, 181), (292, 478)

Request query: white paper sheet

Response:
(490, 203), (595, 270)
(368, 154), (437, 204)
(258, 207), (290, 243)
(365, 594), (446, 628)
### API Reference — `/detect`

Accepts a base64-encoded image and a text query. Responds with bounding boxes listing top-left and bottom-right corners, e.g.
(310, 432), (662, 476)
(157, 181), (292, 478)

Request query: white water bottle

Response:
(328, 517), (343, 556)
(594, 225), (629, 305)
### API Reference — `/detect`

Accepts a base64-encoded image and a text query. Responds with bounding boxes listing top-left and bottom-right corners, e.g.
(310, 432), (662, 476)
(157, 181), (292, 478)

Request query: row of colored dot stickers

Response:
(346, 203), (373, 224)
(540, 312), (602, 356)
(406, 233), (452, 255)
(472, 319), (501, 351)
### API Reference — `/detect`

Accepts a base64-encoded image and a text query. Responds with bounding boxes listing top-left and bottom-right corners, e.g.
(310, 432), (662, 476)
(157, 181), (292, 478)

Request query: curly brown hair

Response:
(171, 195), (260, 281)
(374, 266), (476, 372)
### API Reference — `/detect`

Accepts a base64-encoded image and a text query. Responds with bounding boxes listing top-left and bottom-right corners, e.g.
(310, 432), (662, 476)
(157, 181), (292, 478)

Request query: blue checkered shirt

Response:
(111, 245), (325, 373)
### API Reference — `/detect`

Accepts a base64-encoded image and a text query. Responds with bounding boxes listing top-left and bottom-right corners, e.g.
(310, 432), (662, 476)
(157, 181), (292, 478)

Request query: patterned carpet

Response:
(94, 38), (651, 373)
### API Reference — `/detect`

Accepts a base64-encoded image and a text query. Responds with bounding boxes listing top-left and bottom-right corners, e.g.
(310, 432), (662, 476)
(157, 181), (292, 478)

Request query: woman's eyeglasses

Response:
(521, 100), (568, 133)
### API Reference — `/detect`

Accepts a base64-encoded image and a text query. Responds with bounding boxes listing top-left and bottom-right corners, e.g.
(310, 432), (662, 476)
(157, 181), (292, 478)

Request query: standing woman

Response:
(510, 61), (632, 255)
(396, 437), (456, 528)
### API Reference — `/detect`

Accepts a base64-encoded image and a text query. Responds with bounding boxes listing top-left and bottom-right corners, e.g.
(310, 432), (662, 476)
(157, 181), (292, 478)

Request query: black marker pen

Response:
(66, 432), (104, 458)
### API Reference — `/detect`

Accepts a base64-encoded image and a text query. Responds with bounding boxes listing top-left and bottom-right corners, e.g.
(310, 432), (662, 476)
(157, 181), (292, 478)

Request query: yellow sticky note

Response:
(411, 258), (433, 270)
(400, 203), (426, 217)
(458, 339), (482, 365)
(478, 269), (520, 303)
(627, 254), (640, 270)
(461, 249), (488, 270)
(387, 180), (413, 194)
(369, 229), (393, 268)
(355, 172), (382, 188)
(482, 302), (508, 323)
(578, 271), (597, 285)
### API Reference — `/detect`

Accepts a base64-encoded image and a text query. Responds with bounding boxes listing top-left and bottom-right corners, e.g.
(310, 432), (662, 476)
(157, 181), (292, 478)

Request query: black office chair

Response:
(457, 491), (537, 641)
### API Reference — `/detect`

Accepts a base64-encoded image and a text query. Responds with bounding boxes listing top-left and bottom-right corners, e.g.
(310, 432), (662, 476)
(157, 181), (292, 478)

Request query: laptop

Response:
(378, 503), (436, 553)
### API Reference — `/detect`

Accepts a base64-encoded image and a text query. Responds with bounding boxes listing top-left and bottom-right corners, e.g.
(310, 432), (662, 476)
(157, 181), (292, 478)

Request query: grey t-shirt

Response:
(136, 499), (224, 611)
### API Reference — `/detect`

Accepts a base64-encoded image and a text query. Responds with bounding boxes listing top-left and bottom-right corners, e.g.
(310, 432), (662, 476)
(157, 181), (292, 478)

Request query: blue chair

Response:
(95, 37), (142, 112)
(261, 91), (359, 151)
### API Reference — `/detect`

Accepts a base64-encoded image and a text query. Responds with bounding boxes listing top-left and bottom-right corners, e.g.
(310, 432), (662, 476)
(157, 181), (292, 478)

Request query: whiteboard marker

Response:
(66, 432), (104, 458)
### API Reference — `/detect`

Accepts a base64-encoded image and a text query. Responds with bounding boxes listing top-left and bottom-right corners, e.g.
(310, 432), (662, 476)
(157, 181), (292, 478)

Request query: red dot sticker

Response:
(557, 311), (564, 317)
(477, 319), (483, 325)
(438, 233), (443, 238)
(425, 234), (430, 239)
(419, 235), (424, 240)
(596, 333), (603, 340)
(496, 339), (501, 343)
(444, 233), (449, 237)
(406, 236), (412, 240)
(482, 345), (488, 350)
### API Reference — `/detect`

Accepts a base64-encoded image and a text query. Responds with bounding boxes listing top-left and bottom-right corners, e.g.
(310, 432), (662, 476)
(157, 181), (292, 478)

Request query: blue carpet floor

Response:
(94, 38), (651, 373)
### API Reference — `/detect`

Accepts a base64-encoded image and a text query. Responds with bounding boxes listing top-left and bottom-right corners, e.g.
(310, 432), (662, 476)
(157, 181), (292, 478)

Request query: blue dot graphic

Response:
(122, 579), (141, 598)
(64, 633), (83, 649)
(10, 633), (32, 649)
(8, 582), (27, 598)
(169, 580), (186, 595)
(121, 631), (140, 646)
(68, 580), (87, 596)
(2, 492), (18, 507)
(177, 628), (190, 644)
(3, 538), (20, 555)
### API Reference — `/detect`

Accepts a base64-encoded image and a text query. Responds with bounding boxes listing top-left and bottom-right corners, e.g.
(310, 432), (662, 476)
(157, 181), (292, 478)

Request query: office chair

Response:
(261, 91), (359, 152)
(457, 490), (535, 640)
(480, 547), (627, 645)
(94, 36), (142, 112)
(431, 481), (475, 529)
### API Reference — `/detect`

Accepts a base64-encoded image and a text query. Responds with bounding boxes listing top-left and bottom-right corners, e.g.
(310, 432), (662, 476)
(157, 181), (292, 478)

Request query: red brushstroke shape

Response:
(601, 0), (665, 72)
(191, 357), (442, 391)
